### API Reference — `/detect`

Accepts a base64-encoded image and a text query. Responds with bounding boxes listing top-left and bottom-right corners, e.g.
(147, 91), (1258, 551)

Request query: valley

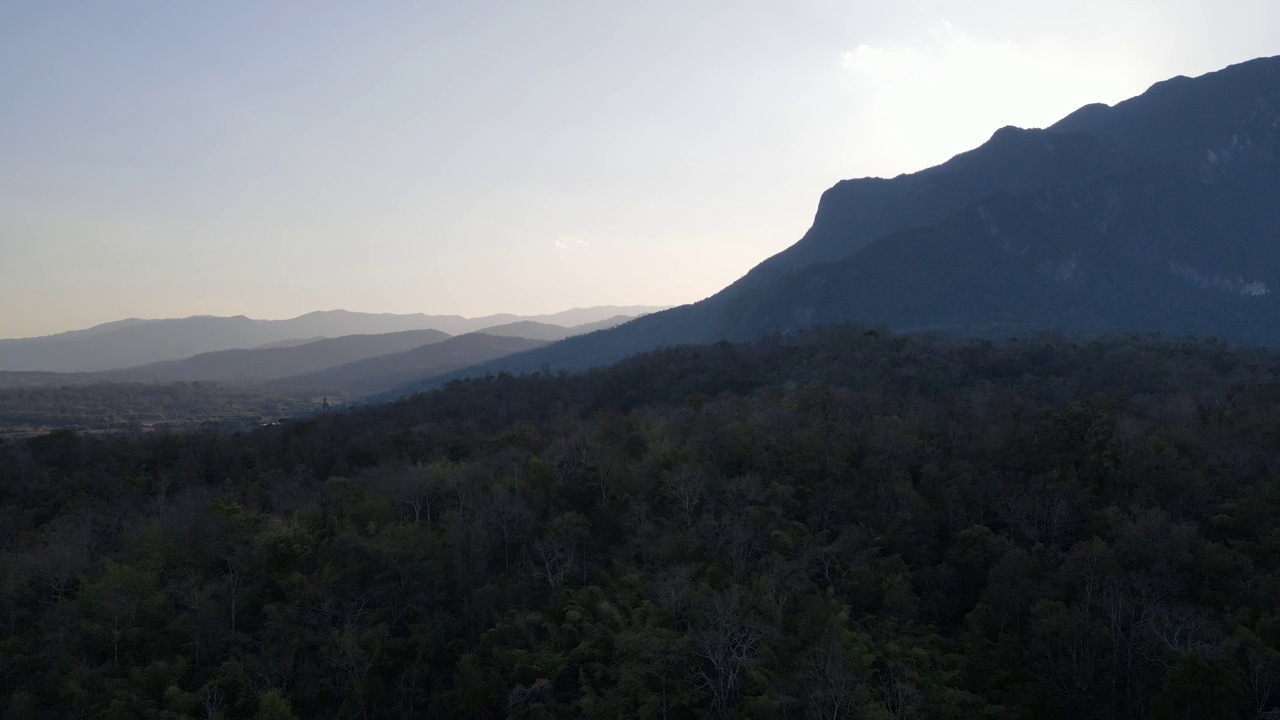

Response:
(5, 50), (1280, 720)
(0, 310), (650, 434)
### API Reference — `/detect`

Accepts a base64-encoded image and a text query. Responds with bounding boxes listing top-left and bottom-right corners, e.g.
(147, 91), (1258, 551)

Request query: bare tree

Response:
(486, 490), (533, 573)
(802, 635), (866, 720)
(877, 663), (921, 720)
(325, 624), (386, 720)
(199, 683), (225, 720)
(525, 512), (589, 589)
(552, 426), (596, 486)
(528, 537), (575, 590)
(367, 464), (447, 529)
(1248, 647), (1279, 717)
(653, 565), (695, 613)
(224, 561), (243, 636)
(693, 588), (762, 718)
(664, 465), (708, 529)
(172, 568), (209, 659)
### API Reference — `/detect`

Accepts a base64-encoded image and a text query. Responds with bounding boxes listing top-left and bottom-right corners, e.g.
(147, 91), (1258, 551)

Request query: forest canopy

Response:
(2, 326), (1279, 719)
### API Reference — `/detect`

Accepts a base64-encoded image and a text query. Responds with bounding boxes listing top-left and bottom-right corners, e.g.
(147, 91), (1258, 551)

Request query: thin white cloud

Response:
(554, 234), (594, 252)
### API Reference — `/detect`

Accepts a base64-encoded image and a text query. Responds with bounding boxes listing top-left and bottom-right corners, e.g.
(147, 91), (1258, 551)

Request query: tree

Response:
(256, 689), (298, 720)
(693, 588), (762, 718)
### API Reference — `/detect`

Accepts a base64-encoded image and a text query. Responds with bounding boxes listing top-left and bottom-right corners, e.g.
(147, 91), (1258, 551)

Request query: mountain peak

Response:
(417, 55), (1280, 388)
(989, 124), (1030, 141)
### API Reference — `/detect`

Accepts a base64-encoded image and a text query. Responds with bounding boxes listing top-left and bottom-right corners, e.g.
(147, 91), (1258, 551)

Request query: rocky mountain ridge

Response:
(393, 55), (1280, 395)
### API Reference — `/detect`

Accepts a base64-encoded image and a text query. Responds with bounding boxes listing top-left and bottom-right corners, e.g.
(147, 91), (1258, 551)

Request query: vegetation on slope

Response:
(2, 326), (1279, 719)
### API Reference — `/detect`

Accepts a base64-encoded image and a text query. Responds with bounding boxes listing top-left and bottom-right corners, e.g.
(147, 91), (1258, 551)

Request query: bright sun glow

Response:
(0, 0), (1276, 337)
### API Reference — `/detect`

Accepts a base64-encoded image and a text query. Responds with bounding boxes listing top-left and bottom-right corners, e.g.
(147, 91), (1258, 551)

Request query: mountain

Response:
(477, 315), (638, 342)
(108, 329), (453, 383)
(508, 306), (663, 327)
(274, 333), (549, 394)
(0, 313), (448, 373)
(395, 55), (1280, 392)
(0, 307), (664, 373)
(478, 321), (594, 342)
(262, 308), (659, 338)
(708, 56), (1280, 344)
(88, 317), (635, 384)
(439, 307), (662, 335)
(249, 337), (326, 350)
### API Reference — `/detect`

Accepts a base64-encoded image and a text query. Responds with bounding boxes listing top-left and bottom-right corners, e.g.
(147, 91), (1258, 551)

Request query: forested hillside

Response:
(2, 326), (1279, 719)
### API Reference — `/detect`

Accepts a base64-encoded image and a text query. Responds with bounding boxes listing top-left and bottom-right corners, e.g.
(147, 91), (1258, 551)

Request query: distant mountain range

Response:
(392, 54), (1280, 394)
(475, 316), (638, 342)
(272, 333), (551, 394)
(0, 307), (663, 373)
(14, 56), (1280, 402)
(107, 329), (453, 383)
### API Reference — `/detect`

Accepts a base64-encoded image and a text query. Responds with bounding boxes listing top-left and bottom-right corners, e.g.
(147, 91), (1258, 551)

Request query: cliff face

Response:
(399, 56), (1280, 393)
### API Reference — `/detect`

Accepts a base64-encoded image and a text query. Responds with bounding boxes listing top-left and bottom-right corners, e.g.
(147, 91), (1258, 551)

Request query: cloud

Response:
(554, 234), (594, 252)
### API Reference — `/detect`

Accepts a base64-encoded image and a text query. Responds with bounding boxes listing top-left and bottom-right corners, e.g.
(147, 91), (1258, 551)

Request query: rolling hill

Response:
(275, 333), (550, 394)
(108, 329), (454, 383)
(0, 307), (663, 373)
(477, 315), (638, 342)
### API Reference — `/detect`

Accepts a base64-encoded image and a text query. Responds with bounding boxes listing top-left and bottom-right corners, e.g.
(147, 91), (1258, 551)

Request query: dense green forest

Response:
(2, 326), (1280, 719)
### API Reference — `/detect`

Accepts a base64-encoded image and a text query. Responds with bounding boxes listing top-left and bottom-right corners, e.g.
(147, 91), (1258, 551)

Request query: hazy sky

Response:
(2, 1), (1276, 338)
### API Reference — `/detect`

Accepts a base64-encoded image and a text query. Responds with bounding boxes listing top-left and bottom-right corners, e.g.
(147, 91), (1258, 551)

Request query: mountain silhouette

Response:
(396, 55), (1280, 393)
(0, 307), (663, 373)
(274, 333), (550, 394)
(108, 329), (453, 383)
(476, 315), (638, 342)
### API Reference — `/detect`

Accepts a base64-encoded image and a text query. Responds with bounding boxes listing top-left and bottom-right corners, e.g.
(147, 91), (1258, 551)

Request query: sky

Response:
(1, 1), (1277, 339)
